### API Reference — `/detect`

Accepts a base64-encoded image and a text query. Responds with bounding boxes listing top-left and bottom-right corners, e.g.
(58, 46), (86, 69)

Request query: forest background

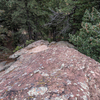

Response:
(0, 0), (100, 62)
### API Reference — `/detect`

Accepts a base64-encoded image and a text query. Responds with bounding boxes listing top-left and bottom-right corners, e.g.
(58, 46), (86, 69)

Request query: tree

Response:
(63, 0), (100, 34)
(1, 0), (100, 44)
(69, 7), (100, 62)
(11, 0), (50, 40)
(44, 0), (99, 41)
(44, 0), (73, 41)
(0, 0), (51, 41)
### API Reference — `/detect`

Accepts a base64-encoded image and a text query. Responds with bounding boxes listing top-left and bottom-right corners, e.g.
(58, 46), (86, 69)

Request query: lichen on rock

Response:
(0, 40), (100, 100)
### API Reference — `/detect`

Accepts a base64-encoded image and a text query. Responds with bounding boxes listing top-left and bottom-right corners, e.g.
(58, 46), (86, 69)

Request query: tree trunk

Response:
(52, 27), (57, 41)
(25, 0), (33, 40)
(34, 32), (38, 40)
(27, 22), (33, 40)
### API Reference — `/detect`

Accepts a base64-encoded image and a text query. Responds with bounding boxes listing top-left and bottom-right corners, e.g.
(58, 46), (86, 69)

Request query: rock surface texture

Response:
(0, 40), (100, 100)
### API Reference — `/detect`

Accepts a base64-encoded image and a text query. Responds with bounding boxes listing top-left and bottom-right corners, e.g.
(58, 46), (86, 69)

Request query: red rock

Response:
(0, 40), (100, 100)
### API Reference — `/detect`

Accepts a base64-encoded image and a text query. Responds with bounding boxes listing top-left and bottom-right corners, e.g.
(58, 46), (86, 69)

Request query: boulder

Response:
(0, 40), (100, 100)
(0, 61), (15, 72)
(9, 40), (49, 59)
(55, 41), (75, 48)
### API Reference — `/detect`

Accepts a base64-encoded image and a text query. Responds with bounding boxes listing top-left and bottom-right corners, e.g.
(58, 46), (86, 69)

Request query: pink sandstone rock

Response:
(0, 40), (100, 100)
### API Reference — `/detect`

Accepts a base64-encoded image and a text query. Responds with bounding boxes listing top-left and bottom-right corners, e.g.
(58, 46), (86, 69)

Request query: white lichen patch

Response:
(79, 82), (89, 90)
(82, 95), (88, 100)
(0, 79), (5, 84)
(27, 87), (48, 96)
(38, 66), (44, 69)
(78, 89), (80, 92)
(51, 95), (69, 100)
(7, 86), (12, 91)
(77, 66), (85, 70)
(75, 97), (77, 100)
(80, 66), (85, 70)
(66, 79), (71, 85)
(73, 83), (77, 85)
(14, 98), (17, 100)
(46, 58), (56, 64)
(41, 72), (49, 77)
(94, 85), (97, 89)
(64, 72), (67, 75)
(70, 93), (74, 97)
(76, 94), (80, 96)
(34, 70), (40, 74)
(50, 68), (61, 76)
(69, 64), (74, 67)
(0, 90), (3, 92)
(30, 73), (33, 76)
(25, 84), (30, 86)
(22, 72), (27, 76)
(60, 63), (65, 69)
(18, 84), (21, 87)
(83, 91), (90, 97)
(90, 71), (94, 74)
(80, 88), (84, 91)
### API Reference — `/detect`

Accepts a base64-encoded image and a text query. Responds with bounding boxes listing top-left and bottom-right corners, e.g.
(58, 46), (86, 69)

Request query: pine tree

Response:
(64, 0), (100, 34)
(0, 0), (51, 41)
(69, 7), (100, 62)
(44, 0), (72, 41)
(11, 0), (51, 40)
(44, 0), (100, 41)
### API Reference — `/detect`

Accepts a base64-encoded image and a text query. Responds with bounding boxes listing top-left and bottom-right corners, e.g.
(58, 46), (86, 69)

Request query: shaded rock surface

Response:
(0, 40), (100, 100)
(0, 61), (15, 72)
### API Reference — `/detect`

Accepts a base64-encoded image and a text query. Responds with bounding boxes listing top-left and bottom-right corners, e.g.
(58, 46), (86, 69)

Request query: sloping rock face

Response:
(0, 40), (100, 100)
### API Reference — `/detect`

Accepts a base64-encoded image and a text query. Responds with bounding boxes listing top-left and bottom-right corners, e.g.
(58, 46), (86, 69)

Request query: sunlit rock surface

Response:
(0, 40), (100, 100)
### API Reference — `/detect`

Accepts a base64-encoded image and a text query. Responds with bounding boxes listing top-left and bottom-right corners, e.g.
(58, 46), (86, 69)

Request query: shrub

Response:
(13, 46), (22, 53)
(69, 7), (100, 62)
(25, 39), (34, 46)
(0, 46), (11, 54)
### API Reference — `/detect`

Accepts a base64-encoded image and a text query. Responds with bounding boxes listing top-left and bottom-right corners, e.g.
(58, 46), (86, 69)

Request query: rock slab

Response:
(0, 40), (100, 100)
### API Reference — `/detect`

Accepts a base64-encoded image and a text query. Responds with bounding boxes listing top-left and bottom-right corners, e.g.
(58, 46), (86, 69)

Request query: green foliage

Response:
(12, 31), (21, 46)
(0, 34), (6, 45)
(0, 27), (10, 46)
(47, 38), (52, 43)
(69, 7), (100, 62)
(13, 46), (22, 53)
(0, 0), (52, 41)
(0, 46), (11, 54)
(25, 39), (34, 46)
(13, 39), (34, 52)
(44, 0), (71, 41)
(0, 0), (100, 47)
(44, 0), (100, 41)
(62, 0), (100, 34)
